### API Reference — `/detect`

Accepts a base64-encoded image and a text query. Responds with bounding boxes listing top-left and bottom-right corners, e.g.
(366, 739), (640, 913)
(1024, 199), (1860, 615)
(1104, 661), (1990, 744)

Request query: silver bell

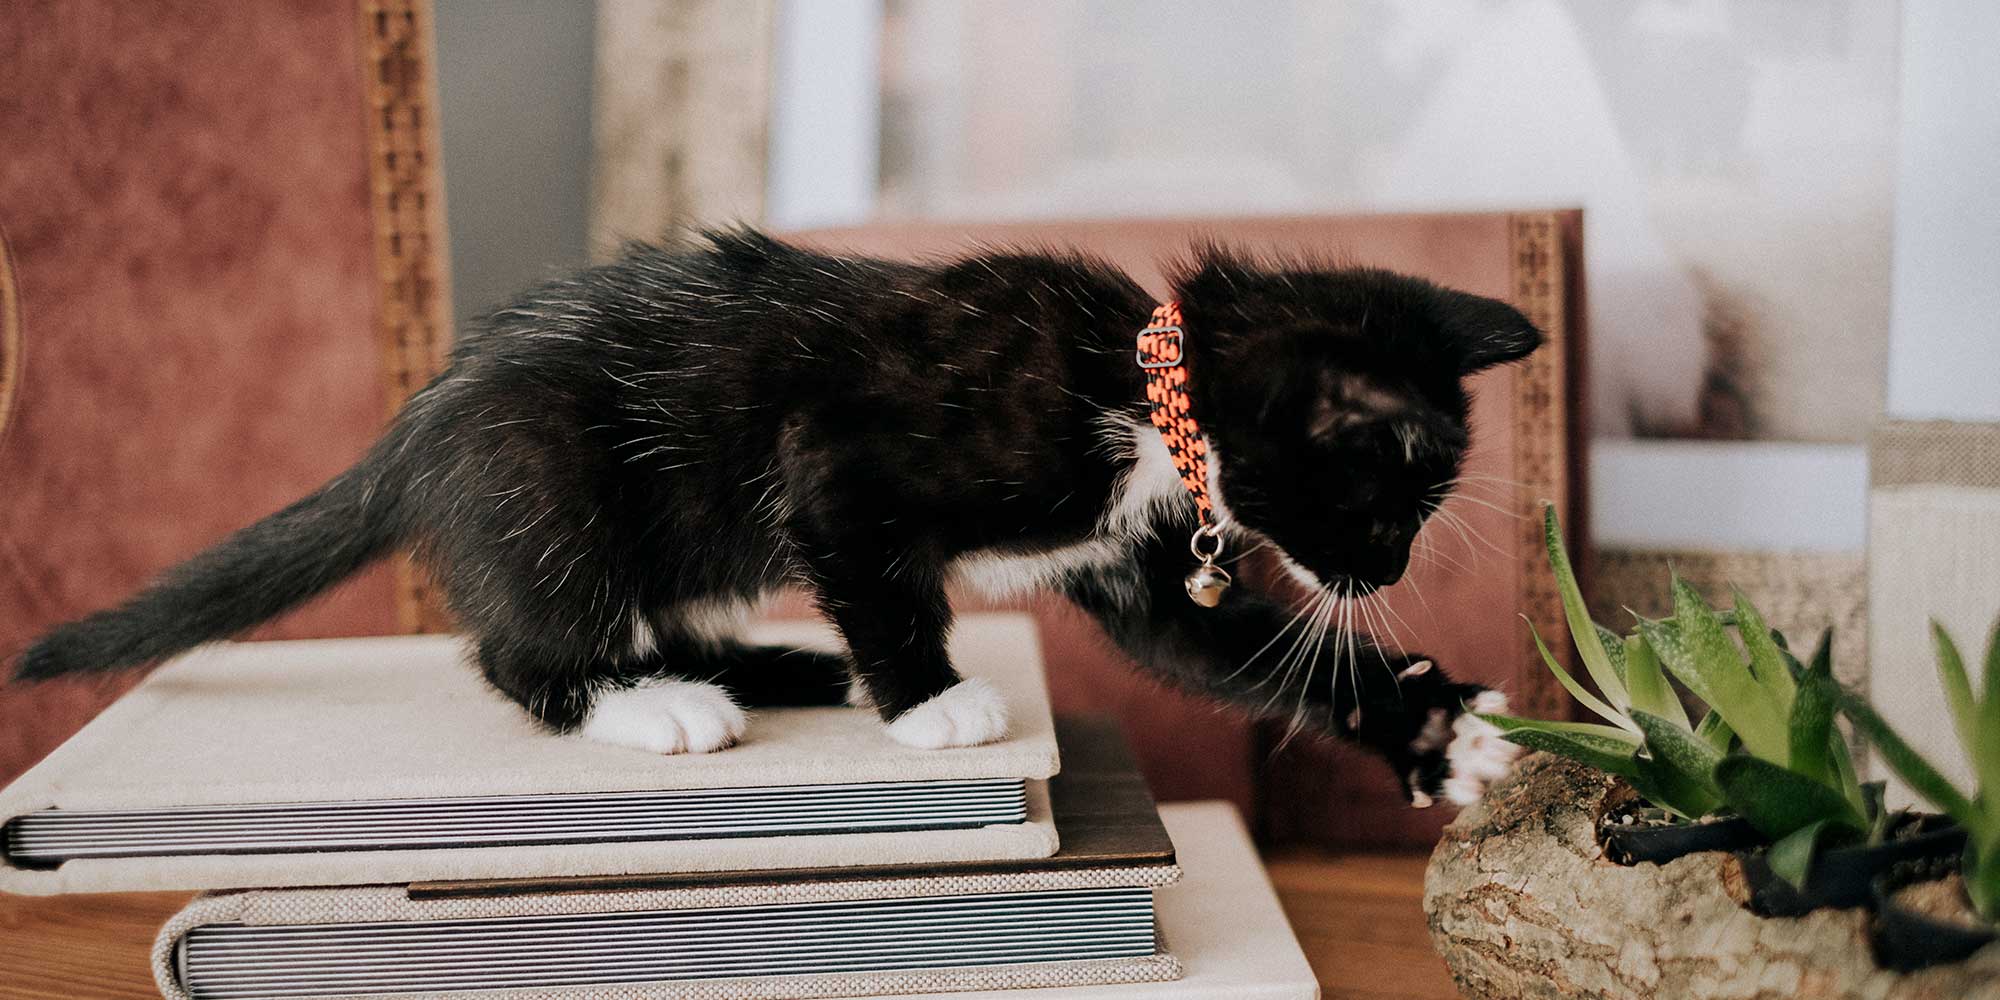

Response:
(1184, 565), (1232, 607)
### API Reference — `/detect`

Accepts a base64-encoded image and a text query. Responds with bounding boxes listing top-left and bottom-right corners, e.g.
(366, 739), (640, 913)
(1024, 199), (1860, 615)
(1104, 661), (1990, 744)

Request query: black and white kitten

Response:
(16, 229), (1532, 806)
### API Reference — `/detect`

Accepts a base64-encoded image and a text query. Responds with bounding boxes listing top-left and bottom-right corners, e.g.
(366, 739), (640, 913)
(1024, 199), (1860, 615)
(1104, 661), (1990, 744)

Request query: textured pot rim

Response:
(1424, 752), (2000, 996)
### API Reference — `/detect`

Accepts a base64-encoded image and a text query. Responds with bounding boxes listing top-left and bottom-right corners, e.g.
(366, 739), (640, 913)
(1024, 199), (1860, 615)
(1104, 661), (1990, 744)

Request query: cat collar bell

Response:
(1136, 302), (1232, 607)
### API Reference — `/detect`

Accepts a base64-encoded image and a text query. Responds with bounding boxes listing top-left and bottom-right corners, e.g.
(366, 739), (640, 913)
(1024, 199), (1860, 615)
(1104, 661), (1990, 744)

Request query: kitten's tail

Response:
(13, 435), (410, 681)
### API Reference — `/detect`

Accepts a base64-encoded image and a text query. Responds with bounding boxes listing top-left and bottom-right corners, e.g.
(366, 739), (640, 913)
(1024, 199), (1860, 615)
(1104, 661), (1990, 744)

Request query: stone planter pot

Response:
(1424, 753), (2000, 999)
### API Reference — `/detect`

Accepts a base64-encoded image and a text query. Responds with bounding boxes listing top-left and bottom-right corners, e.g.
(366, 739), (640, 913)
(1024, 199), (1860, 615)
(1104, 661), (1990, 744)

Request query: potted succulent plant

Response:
(1840, 621), (2000, 968)
(1422, 506), (2000, 998)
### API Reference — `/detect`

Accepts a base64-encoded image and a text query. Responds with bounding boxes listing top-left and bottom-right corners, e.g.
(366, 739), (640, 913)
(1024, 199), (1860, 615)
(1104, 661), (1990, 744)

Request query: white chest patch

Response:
(949, 418), (1186, 599)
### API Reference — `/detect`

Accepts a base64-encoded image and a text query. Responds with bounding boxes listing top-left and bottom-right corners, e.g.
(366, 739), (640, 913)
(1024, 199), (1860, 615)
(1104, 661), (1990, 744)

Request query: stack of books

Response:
(1, 614), (1316, 999)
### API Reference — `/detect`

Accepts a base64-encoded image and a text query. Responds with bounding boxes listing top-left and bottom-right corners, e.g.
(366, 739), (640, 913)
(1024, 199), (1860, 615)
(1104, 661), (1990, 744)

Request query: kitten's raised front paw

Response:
(884, 678), (1009, 749)
(581, 678), (748, 754)
(1439, 690), (1521, 806)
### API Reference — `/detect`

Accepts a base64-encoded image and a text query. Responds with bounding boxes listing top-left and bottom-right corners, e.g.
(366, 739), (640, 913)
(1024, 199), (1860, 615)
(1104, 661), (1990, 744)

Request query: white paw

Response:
(581, 678), (748, 754)
(884, 678), (1009, 749)
(1441, 690), (1521, 806)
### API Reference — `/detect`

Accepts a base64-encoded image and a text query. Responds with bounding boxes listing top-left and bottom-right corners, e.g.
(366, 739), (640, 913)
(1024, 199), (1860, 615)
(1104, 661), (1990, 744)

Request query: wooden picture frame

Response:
(357, 0), (458, 633)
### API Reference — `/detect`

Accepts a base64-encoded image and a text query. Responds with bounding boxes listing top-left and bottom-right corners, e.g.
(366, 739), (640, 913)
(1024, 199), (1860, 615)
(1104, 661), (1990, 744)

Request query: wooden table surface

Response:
(0, 850), (1457, 1000)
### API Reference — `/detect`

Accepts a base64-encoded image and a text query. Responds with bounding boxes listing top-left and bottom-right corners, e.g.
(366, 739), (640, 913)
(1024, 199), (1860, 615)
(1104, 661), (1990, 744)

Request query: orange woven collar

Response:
(1137, 302), (1234, 604)
(1135, 302), (1216, 531)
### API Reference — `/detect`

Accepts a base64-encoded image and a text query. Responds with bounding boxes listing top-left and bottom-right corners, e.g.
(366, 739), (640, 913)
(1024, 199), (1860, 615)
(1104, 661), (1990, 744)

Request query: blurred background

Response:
(1, 4), (1998, 995)
(445, 0), (1902, 442)
(1, 0), (1996, 853)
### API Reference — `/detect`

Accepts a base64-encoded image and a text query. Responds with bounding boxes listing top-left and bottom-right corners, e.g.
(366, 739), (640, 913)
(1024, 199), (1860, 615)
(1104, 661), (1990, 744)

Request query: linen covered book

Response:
(152, 717), (1202, 1000)
(0, 614), (1058, 895)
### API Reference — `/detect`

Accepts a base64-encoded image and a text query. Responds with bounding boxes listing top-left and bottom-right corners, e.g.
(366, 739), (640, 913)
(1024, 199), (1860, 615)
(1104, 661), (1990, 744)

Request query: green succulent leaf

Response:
(1622, 630), (1688, 727)
(1712, 755), (1866, 840)
(1642, 603), (1786, 763)
(1932, 620), (1980, 766)
(1695, 708), (1735, 753)
(1631, 710), (1723, 793)
(1630, 754), (1725, 820)
(1732, 590), (1798, 719)
(1766, 819), (1836, 892)
(1967, 842), (2000, 923)
(1527, 616), (1637, 733)
(1829, 726), (1867, 823)
(1788, 657), (1838, 786)
(1977, 617), (2000, 801)
(1836, 691), (1979, 827)
(1597, 624), (1627, 676)
(1481, 714), (1641, 777)
(1629, 711), (1724, 818)
(1543, 506), (1630, 711)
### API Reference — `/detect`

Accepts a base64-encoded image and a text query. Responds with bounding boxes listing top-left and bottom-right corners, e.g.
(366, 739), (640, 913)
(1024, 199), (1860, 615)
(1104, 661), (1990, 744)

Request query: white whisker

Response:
(1226, 588), (1323, 683)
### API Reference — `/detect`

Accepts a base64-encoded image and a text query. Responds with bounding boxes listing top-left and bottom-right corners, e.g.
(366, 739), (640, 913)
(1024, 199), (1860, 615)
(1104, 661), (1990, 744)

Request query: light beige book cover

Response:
(0, 614), (1059, 895)
(150, 803), (1301, 1000)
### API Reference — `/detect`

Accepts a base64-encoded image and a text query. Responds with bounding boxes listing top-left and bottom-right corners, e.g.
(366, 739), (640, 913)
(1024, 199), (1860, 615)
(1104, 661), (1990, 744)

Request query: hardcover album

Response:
(0, 614), (1059, 895)
(150, 719), (1311, 1000)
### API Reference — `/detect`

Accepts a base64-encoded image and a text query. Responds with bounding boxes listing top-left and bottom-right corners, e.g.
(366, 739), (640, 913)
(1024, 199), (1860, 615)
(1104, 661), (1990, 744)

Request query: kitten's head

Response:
(1174, 249), (1542, 591)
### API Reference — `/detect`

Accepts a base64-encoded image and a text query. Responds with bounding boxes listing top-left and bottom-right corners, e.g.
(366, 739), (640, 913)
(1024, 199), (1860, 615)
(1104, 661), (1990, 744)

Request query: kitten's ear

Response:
(1431, 290), (1543, 374)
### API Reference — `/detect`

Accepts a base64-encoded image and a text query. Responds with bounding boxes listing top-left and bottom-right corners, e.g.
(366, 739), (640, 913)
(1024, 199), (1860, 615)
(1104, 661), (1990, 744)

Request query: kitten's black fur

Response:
(14, 229), (1539, 801)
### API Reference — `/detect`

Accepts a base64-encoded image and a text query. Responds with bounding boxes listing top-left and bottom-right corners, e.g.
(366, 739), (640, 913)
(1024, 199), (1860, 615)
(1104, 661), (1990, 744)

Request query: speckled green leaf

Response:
(1713, 755), (1865, 840)
(1632, 711), (1722, 789)
(1662, 579), (1788, 762)
(1789, 663), (1838, 785)
(1732, 590), (1797, 718)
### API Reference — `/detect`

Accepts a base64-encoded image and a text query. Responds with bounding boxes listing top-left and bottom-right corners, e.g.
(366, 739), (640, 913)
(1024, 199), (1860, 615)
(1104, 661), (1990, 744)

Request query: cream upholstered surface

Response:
(0, 614), (1059, 894)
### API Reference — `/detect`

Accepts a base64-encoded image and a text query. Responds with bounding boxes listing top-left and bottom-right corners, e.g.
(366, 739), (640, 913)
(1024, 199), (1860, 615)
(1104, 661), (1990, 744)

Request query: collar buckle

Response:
(1135, 325), (1185, 369)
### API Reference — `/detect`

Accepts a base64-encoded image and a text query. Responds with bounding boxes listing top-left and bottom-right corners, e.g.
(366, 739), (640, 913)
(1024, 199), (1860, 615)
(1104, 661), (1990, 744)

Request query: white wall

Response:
(1885, 2), (2000, 421)
(1591, 442), (1867, 552)
(1869, 1), (2000, 805)
(766, 0), (882, 231)
(434, 0), (597, 322)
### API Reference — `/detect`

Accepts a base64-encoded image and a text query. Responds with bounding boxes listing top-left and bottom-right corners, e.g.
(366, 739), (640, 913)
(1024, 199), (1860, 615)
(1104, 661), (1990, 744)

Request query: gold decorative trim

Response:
(1507, 213), (1572, 719)
(0, 225), (20, 446)
(358, 0), (456, 632)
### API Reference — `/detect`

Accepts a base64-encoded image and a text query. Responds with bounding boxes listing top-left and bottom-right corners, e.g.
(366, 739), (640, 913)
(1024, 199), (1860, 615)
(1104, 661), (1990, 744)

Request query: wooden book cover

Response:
(794, 213), (1587, 847)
